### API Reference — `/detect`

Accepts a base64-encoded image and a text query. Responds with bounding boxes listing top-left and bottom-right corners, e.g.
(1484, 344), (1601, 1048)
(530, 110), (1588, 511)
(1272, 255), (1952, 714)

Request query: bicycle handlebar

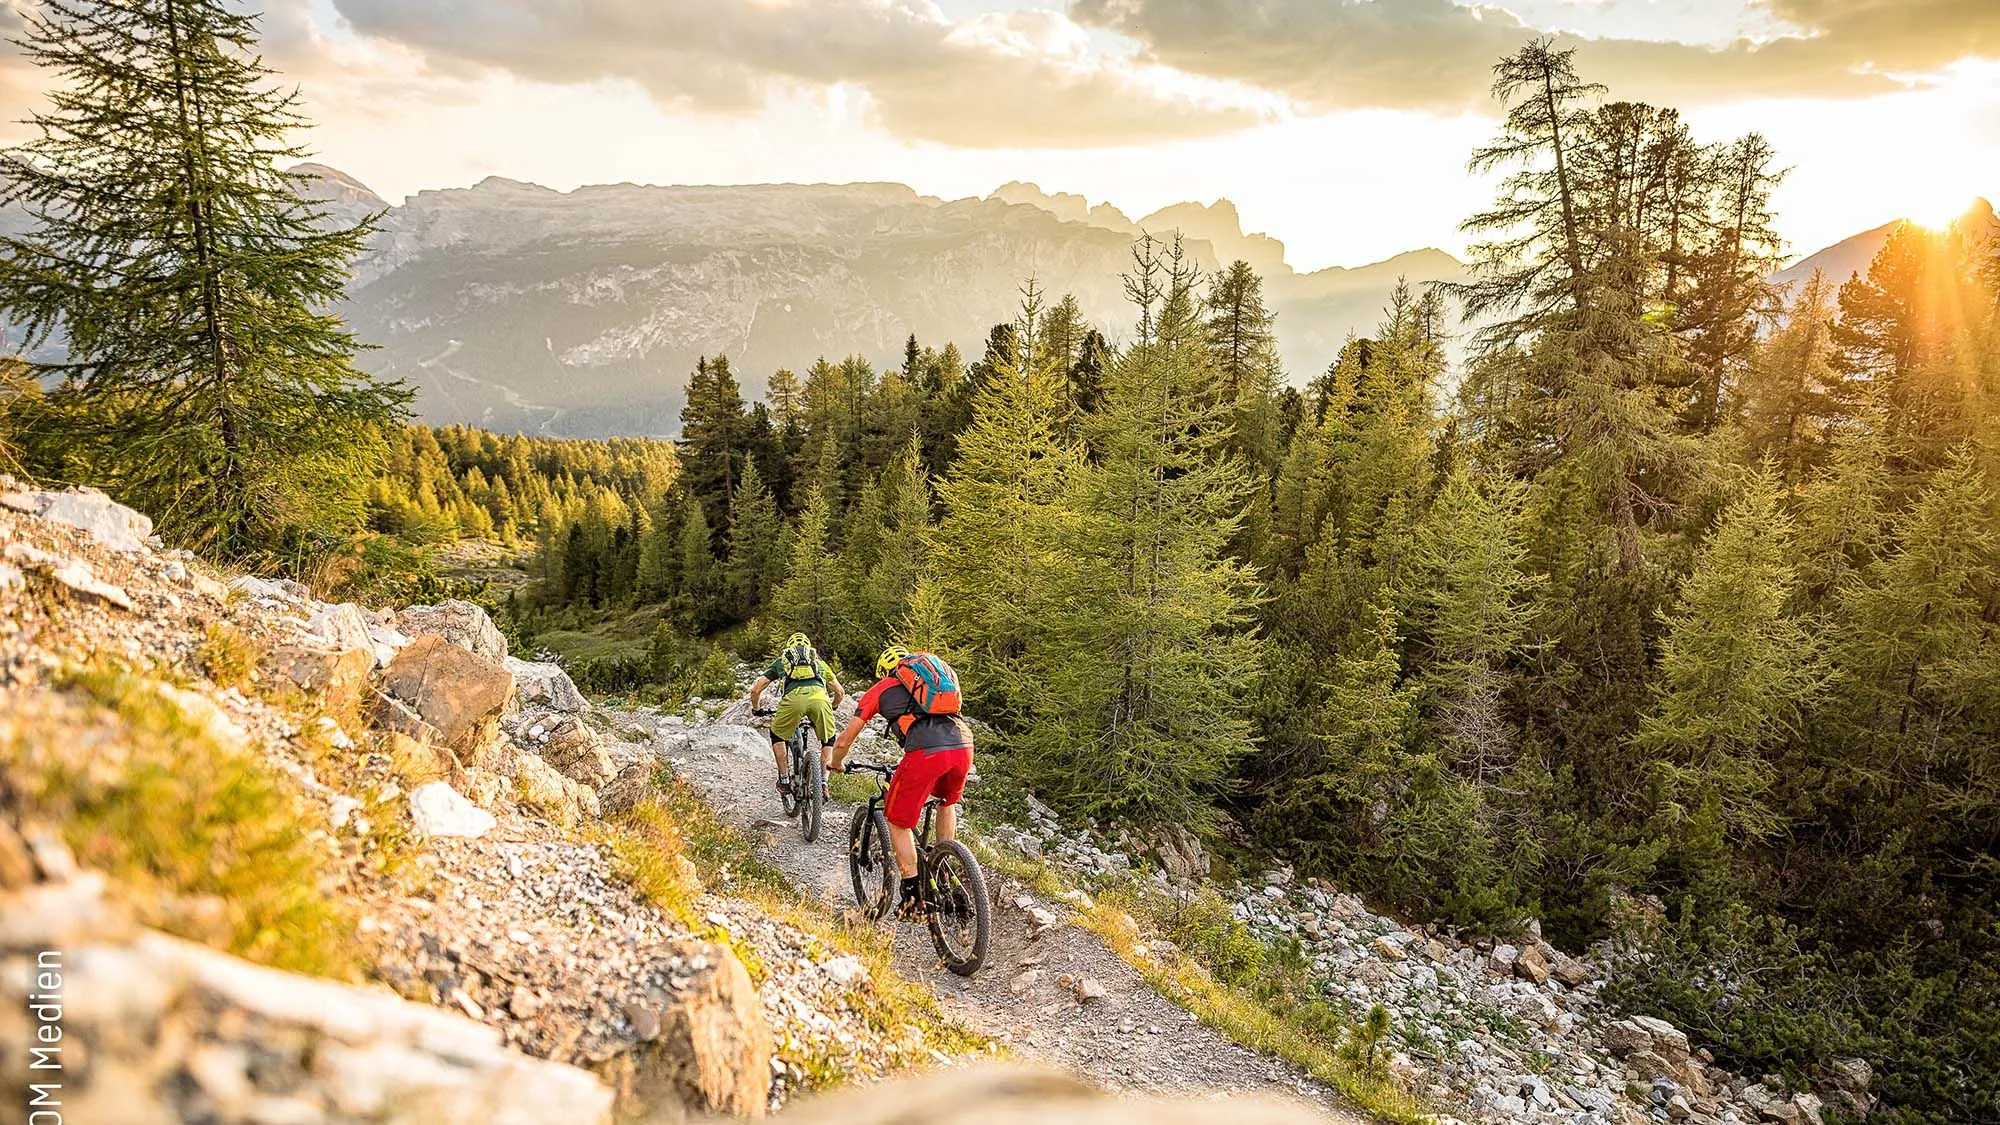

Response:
(844, 761), (894, 778)
(751, 708), (775, 717)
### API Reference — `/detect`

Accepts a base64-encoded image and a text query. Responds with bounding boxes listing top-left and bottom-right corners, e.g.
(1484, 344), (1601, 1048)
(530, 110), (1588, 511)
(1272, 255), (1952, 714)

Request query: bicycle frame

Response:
(850, 764), (941, 881)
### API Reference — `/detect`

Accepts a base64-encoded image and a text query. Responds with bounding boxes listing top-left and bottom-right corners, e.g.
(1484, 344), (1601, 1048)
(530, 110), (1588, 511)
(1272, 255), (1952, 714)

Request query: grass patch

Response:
(975, 841), (1431, 1125)
(197, 622), (260, 691)
(597, 765), (991, 1093)
(1, 664), (356, 979)
(828, 770), (880, 806)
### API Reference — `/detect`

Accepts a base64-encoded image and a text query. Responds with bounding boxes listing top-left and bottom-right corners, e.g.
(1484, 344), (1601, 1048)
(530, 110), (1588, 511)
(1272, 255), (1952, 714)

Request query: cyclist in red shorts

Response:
(827, 644), (974, 917)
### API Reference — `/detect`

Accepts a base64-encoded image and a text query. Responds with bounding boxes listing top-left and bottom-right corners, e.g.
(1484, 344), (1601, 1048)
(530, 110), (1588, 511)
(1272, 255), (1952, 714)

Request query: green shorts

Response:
(772, 686), (835, 746)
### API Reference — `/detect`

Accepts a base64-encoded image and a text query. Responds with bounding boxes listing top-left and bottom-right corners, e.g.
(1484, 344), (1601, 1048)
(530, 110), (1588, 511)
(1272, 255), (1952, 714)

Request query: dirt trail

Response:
(608, 703), (1371, 1122)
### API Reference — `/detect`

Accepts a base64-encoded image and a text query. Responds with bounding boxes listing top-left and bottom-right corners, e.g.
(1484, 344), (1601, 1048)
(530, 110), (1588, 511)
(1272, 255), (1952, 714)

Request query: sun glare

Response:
(1904, 191), (1977, 233)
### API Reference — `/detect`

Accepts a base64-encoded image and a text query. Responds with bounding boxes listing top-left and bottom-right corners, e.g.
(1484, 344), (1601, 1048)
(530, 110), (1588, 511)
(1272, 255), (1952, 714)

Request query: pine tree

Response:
(1452, 39), (1606, 344)
(1636, 472), (1825, 839)
(636, 493), (684, 604)
(1677, 134), (1785, 430)
(725, 459), (782, 613)
(1831, 451), (1999, 744)
(1736, 271), (1850, 480)
(1398, 468), (1540, 782)
(1255, 596), (1421, 877)
(0, 0), (408, 557)
(674, 492), (721, 628)
(678, 355), (748, 533)
(852, 438), (932, 650)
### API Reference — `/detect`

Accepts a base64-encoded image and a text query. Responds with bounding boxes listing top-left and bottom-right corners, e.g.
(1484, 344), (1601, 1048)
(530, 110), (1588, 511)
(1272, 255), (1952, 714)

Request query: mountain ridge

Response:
(305, 164), (1477, 437)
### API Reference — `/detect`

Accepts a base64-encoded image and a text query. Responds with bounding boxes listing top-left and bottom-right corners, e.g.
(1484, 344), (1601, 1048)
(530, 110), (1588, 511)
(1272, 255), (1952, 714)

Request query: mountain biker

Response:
(747, 632), (844, 802)
(827, 644), (974, 918)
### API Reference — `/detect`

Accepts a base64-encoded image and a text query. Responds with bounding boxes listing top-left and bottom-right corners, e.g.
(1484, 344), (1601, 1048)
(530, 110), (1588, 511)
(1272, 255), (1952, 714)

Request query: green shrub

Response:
(1162, 885), (1266, 987)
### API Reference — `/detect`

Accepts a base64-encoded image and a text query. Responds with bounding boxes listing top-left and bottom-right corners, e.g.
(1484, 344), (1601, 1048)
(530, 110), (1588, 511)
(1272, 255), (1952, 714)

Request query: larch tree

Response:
(930, 283), (1083, 714)
(1013, 244), (1264, 825)
(1635, 472), (1825, 840)
(0, 0), (409, 558)
(772, 482), (848, 651)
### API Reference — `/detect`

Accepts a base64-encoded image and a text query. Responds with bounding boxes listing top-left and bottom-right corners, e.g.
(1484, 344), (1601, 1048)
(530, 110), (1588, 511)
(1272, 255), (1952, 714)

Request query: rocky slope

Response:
(0, 483), (987, 1122)
(976, 804), (1877, 1125)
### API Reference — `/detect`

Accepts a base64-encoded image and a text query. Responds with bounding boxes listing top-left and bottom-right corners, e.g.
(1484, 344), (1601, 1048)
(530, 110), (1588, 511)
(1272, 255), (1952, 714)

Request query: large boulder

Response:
(2, 487), (153, 551)
(266, 643), (375, 715)
(598, 762), (654, 819)
(378, 635), (514, 755)
(629, 941), (772, 1118)
(0, 863), (614, 1124)
(506, 658), (586, 714)
(398, 600), (508, 662)
(1156, 825), (1210, 882)
(783, 1066), (1329, 1125)
(1515, 943), (1552, 985)
(1823, 1057), (1874, 1118)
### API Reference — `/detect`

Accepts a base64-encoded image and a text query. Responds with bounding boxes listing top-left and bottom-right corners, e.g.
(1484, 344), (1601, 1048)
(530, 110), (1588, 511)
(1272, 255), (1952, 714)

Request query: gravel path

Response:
(613, 704), (1372, 1122)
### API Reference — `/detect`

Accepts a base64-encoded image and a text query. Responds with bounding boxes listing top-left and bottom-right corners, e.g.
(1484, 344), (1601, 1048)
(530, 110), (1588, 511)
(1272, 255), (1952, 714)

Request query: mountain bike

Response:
(843, 760), (990, 976)
(752, 707), (825, 843)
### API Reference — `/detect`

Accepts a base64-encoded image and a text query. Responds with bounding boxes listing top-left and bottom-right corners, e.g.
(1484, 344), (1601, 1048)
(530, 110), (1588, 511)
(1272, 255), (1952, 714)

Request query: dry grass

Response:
(196, 621), (261, 691)
(2, 663), (357, 979)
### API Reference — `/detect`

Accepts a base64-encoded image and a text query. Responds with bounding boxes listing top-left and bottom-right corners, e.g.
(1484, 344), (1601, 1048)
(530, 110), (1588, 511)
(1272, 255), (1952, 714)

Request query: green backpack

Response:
(782, 642), (820, 686)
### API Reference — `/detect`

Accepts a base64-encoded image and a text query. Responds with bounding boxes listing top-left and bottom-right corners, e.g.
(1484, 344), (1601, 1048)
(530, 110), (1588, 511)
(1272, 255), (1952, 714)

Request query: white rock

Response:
(230, 574), (310, 602)
(821, 955), (866, 986)
(305, 603), (376, 652)
(507, 658), (587, 713)
(368, 624), (413, 668)
(14, 488), (154, 552)
(408, 782), (496, 839)
(328, 796), (362, 831)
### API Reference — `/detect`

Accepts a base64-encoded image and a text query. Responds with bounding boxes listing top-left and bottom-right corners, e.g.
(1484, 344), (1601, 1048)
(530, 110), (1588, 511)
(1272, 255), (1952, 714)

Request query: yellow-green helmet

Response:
(785, 632), (810, 651)
(875, 644), (911, 679)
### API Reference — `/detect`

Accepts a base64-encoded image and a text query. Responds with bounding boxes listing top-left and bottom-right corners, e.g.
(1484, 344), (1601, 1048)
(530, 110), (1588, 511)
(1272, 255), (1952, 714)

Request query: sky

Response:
(1, 0), (1997, 272)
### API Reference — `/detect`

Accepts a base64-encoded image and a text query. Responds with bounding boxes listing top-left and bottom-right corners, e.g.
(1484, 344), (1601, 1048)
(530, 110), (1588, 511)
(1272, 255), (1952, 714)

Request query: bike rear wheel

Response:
(796, 731), (824, 843)
(847, 805), (896, 919)
(925, 840), (990, 976)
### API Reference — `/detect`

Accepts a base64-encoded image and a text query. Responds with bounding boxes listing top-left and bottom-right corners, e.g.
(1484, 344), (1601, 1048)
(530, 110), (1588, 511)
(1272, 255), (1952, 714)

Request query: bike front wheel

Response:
(925, 840), (990, 976)
(848, 805), (896, 919)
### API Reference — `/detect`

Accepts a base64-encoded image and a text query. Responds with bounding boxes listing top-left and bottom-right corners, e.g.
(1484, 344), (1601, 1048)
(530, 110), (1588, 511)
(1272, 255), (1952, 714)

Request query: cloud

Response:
(326, 0), (1268, 147)
(1067, 0), (2000, 112)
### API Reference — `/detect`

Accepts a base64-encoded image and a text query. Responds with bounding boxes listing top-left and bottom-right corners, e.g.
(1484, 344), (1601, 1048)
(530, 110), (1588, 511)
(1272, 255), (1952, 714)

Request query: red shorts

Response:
(884, 746), (972, 830)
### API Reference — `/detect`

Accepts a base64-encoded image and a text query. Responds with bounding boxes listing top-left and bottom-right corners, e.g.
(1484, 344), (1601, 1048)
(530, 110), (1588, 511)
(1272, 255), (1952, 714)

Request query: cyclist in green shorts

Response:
(746, 632), (845, 802)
